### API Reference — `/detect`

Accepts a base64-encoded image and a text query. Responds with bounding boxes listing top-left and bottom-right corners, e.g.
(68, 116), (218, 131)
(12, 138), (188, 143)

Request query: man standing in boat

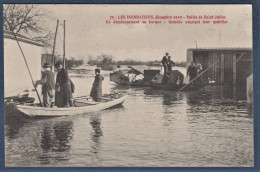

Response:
(167, 56), (175, 71)
(34, 63), (55, 107)
(162, 52), (170, 84)
(161, 52), (169, 74)
(55, 62), (73, 107)
(90, 68), (104, 102)
(187, 62), (197, 84)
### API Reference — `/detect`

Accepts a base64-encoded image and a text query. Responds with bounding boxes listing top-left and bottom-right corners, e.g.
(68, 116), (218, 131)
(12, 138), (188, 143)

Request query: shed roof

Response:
(4, 30), (44, 47)
(187, 47), (252, 52)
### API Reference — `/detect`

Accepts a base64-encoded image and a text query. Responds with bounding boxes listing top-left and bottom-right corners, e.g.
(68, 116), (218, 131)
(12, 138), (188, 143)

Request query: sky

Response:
(40, 4), (252, 62)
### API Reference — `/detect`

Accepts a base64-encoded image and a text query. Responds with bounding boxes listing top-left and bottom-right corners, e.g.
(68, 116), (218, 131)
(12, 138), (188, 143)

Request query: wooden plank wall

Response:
(207, 52), (234, 84)
(191, 50), (252, 85)
(223, 53), (233, 84)
(215, 53), (221, 84)
(221, 53), (224, 84)
(233, 53), (236, 85)
(236, 52), (253, 86)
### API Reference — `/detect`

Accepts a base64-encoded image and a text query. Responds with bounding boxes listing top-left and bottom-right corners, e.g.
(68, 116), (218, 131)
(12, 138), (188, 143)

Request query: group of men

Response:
(161, 52), (203, 84)
(161, 52), (175, 74)
(34, 62), (103, 108)
(187, 61), (202, 84)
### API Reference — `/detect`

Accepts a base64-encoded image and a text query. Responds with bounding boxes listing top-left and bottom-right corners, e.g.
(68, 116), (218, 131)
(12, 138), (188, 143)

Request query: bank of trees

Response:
(87, 54), (187, 70)
(65, 58), (84, 69)
(88, 54), (146, 70)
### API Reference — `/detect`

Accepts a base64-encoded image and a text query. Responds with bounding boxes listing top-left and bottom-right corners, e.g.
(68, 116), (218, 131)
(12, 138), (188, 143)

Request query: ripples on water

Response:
(5, 67), (254, 167)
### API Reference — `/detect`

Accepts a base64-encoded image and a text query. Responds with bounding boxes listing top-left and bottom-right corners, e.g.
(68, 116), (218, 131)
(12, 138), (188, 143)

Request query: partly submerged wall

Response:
(186, 48), (252, 85)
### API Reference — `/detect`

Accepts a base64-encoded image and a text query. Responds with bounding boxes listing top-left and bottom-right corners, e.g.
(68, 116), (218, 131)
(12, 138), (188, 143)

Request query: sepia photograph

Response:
(3, 4), (254, 167)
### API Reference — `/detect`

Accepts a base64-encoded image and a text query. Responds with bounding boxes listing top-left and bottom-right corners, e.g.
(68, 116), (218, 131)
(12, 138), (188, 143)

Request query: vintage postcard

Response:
(3, 3), (255, 168)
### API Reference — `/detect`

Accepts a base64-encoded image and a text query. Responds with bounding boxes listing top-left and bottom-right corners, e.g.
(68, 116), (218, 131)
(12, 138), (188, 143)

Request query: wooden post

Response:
(51, 20), (59, 72)
(233, 53), (236, 85)
(63, 20), (66, 68)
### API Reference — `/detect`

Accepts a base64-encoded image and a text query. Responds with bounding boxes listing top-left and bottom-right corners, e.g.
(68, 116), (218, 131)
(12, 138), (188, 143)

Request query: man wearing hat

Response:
(161, 52), (169, 74)
(34, 63), (55, 107)
(90, 68), (104, 102)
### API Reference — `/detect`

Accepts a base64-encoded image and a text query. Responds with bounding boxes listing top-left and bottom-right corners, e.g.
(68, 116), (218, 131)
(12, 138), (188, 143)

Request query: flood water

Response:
(5, 66), (254, 167)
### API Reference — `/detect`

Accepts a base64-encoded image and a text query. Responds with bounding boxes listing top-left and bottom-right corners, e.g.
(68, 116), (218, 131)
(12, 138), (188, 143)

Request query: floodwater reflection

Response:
(5, 70), (253, 167)
(5, 104), (32, 139)
(40, 121), (73, 152)
(89, 115), (103, 154)
(37, 120), (74, 164)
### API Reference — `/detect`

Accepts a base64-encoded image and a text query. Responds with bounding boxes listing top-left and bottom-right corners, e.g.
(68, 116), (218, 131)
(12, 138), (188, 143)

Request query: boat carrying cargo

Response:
(110, 66), (161, 86)
(150, 70), (205, 91)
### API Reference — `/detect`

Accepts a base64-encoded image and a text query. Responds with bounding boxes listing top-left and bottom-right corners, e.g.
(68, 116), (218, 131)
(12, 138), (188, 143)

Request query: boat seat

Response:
(101, 97), (113, 100)
(74, 99), (99, 106)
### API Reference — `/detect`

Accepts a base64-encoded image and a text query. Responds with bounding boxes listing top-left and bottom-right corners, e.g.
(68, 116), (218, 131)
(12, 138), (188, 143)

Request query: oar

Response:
(7, 23), (43, 107)
(178, 53), (245, 92)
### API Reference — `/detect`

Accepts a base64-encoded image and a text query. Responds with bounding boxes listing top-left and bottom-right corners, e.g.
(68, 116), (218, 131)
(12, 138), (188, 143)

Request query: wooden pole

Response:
(7, 26), (43, 106)
(63, 20), (66, 69)
(51, 20), (59, 72)
(195, 40), (198, 49)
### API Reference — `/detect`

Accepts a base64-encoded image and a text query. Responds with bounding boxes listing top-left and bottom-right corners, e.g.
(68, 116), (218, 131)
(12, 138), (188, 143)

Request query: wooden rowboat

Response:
(15, 95), (128, 117)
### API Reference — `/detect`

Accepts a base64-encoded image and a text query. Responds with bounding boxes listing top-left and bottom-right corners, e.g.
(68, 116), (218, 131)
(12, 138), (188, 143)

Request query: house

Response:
(4, 30), (44, 98)
(186, 48), (252, 86)
(41, 53), (62, 67)
(41, 53), (53, 66)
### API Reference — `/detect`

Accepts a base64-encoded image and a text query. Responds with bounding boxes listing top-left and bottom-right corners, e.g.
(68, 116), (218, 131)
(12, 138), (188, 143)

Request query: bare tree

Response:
(97, 54), (114, 66)
(3, 4), (54, 47)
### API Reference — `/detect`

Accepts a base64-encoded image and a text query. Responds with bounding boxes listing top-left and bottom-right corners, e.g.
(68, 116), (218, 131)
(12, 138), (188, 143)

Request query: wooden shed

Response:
(186, 48), (252, 85)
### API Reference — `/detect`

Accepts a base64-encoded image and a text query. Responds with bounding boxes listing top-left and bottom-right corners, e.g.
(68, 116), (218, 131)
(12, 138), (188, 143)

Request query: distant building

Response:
(4, 30), (44, 97)
(187, 48), (252, 85)
(41, 54), (61, 67)
(41, 53), (53, 66)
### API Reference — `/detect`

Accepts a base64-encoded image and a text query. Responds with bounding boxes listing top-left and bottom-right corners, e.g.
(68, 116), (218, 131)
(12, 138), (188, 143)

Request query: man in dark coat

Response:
(167, 56), (175, 71)
(187, 62), (197, 84)
(90, 68), (104, 102)
(161, 52), (169, 74)
(35, 63), (55, 107)
(55, 62), (73, 107)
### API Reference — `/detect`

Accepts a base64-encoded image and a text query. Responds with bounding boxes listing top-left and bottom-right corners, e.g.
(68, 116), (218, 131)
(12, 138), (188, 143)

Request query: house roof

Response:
(4, 30), (44, 47)
(187, 47), (252, 52)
